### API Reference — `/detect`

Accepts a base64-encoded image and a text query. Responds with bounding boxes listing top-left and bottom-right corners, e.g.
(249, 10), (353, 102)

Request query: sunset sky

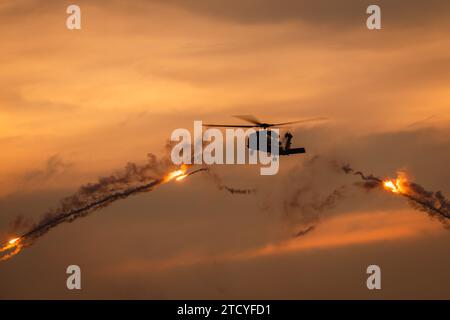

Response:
(0, 0), (450, 299)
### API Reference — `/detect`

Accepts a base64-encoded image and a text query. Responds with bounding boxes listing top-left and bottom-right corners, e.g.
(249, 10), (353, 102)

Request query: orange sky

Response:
(0, 0), (449, 299)
(1, 1), (450, 194)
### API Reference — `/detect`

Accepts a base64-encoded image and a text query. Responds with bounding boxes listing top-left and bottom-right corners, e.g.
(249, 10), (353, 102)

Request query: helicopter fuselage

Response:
(246, 129), (305, 156)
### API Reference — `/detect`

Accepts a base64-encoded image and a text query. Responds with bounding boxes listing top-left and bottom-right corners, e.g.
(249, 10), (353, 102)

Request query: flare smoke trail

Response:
(293, 225), (316, 238)
(0, 163), (193, 261)
(0, 160), (255, 261)
(206, 170), (256, 195)
(342, 164), (450, 226)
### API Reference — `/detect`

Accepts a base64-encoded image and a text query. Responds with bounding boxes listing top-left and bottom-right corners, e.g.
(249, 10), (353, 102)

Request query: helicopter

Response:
(204, 115), (325, 156)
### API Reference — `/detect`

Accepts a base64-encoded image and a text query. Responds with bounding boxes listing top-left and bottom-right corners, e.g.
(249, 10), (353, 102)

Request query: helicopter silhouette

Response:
(204, 115), (325, 156)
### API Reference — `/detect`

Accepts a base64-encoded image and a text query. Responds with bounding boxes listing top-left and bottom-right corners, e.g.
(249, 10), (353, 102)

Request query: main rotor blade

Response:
(232, 115), (262, 126)
(272, 117), (327, 126)
(203, 124), (257, 128)
(204, 117), (327, 128)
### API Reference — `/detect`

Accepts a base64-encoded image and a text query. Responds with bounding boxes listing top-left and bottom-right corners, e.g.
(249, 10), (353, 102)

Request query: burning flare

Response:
(8, 237), (20, 245)
(0, 237), (23, 261)
(164, 164), (188, 182)
(342, 164), (450, 224)
(175, 174), (187, 181)
(383, 179), (401, 194)
(382, 173), (409, 194)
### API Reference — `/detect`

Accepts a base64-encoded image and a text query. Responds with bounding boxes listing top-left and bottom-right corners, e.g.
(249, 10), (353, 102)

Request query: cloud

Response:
(107, 209), (443, 273)
(242, 210), (443, 259)
(159, 0), (450, 29)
